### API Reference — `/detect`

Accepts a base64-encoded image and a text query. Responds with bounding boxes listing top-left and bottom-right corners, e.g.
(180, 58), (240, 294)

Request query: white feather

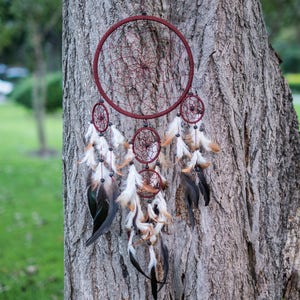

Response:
(125, 145), (135, 160)
(153, 222), (164, 235)
(79, 145), (97, 169)
(125, 194), (140, 229)
(186, 150), (208, 169)
(166, 115), (182, 137)
(176, 136), (191, 160)
(152, 192), (172, 223)
(85, 122), (95, 142)
(154, 165), (167, 186)
(199, 131), (212, 151)
(95, 136), (109, 156)
(147, 203), (158, 221)
(196, 150), (208, 165)
(106, 150), (118, 173)
(118, 144), (135, 169)
(117, 164), (143, 208)
(89, 124), (101, 145)
(111, 125), (125, 148)
(128, 164), (143, 187)
(127, 230), (136, 255)
(148, 245), (157, 271)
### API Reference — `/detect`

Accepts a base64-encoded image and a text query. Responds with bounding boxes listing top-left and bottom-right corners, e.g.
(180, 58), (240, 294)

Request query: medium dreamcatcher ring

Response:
(92, 102), (109, 132)
(180, 93), (205, 124)
(132, 127), (161, 164)
(93, 15), (194, 119)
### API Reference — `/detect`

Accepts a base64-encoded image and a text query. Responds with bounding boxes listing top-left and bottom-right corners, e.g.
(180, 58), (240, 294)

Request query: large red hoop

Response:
(93, 15), (194, 119)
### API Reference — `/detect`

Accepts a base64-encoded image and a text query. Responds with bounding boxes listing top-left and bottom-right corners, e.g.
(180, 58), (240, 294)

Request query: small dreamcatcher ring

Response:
(180, 94), (205, 124)
(138, 169), (162, 198)
(92, 102), (109, 132)
(132, 127), (161, 164)
(93, 15), (194, 119)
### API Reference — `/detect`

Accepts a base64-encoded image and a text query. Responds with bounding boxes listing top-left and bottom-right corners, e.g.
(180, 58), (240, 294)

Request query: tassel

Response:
(111, 124), (125, 148)
(199, 131), (220, 153)
(161, 115), (182, 147)
(176, 135), (191, 160)
(182, 150), (210, 173)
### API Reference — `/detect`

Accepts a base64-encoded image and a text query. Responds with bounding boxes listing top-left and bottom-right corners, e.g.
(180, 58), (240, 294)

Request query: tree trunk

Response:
(63, 1), (300, 299)
(30, 21), (48, 155)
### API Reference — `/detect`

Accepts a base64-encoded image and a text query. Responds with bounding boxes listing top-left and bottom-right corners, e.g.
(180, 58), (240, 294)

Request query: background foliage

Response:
(10, 72), (62, 112)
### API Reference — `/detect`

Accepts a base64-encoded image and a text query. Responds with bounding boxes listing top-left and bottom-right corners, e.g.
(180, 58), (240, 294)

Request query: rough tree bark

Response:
(63, 0), (300, 299)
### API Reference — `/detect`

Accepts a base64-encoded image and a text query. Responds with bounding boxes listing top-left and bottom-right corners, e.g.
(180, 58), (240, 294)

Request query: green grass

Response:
(295, 104), (300, 122)
(0, 102), (63, 299)
(285, 73), (300, 93)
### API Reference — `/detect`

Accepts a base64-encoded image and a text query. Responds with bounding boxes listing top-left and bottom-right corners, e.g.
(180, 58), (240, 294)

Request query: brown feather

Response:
(161, 135), (173, 147)
(208, 142), (220, 153)
(116, 158), (132, 169)
(199, 161), (211, 169)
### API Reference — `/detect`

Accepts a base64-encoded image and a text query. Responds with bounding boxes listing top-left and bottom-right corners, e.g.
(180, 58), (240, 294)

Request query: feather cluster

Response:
(80, 121), (128, 245)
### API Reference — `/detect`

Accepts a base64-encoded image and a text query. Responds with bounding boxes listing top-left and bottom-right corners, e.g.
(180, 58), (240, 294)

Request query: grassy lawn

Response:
(0, 102), (63, 299)
(294, 104), (300, 122)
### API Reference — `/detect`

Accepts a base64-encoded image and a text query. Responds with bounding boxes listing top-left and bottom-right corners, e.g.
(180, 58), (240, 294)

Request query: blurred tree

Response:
(261, 0), (300, 39)
(0, 0), (61, 155)
(261, 0), (300, 72)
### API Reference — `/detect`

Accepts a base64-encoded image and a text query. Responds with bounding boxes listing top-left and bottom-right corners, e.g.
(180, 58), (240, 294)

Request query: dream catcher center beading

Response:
(81, 15), (220, 300)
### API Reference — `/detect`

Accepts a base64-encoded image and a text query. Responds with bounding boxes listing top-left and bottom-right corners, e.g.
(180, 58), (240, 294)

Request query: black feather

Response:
(128, 248), (151, 280)
(195, 166), (210, 206)
(150, 266), (158, 300)
(181, 173), (199, 206)
(87, 186), (98, 219)
(92, 198), (109, 234)
(158, 239), (169, 292)
(181, 173), (200, 227)
(86, 183), (119, 246)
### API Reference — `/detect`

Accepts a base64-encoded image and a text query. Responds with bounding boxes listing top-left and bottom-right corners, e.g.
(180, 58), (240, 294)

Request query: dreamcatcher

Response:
(80, 15), (219, 299)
